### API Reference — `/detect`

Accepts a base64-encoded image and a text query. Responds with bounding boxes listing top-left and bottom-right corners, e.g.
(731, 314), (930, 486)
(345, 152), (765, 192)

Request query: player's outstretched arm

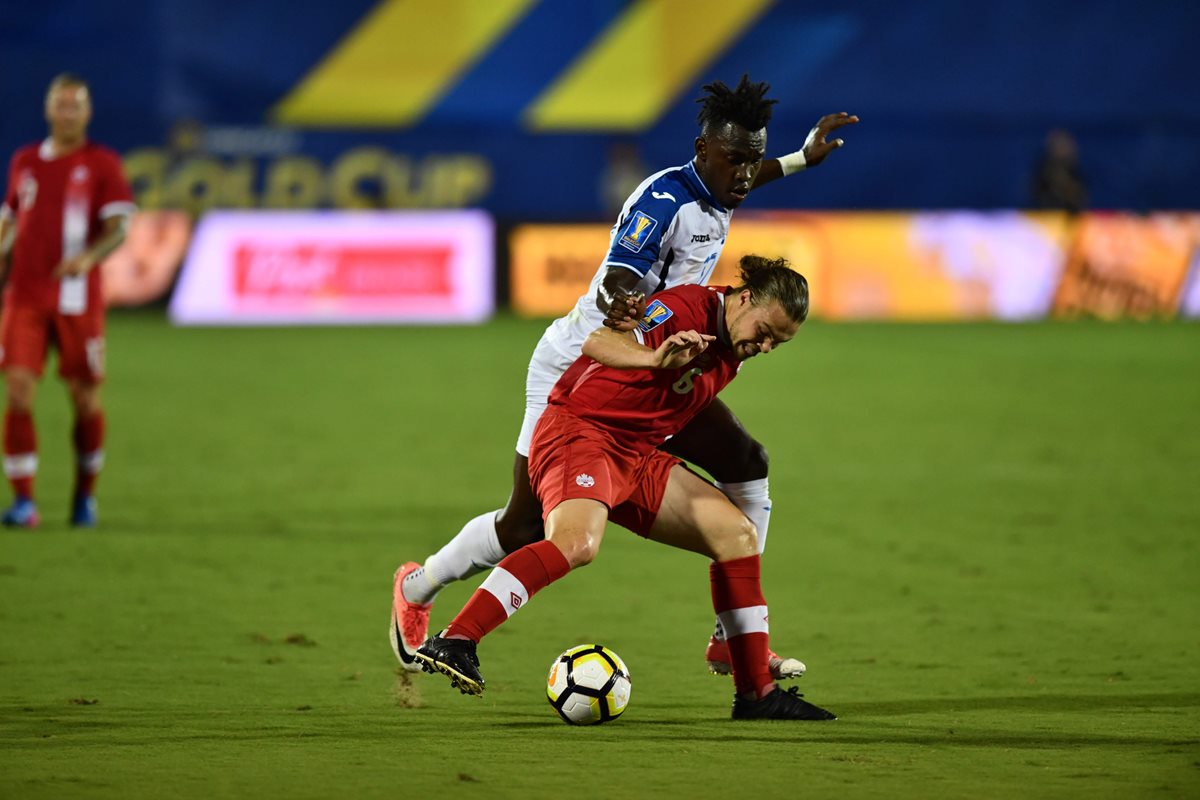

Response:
(583, 327), (714, 370)
(752, 111), (860, 190)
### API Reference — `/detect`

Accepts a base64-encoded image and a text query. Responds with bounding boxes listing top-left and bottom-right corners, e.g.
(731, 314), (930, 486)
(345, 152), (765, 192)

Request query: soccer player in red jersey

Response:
(0, 74), (135, 527)
(393, 76), (858, 683)
(417, 256), (836, 720)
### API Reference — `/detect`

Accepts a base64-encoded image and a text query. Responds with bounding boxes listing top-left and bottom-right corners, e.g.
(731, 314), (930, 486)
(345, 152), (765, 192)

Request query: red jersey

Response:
(547, 283), (741, 451)
(2, 139), (135, 313)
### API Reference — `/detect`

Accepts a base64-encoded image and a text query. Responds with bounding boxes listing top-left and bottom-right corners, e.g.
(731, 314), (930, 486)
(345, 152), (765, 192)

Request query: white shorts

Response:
(516, 334), (579, 457)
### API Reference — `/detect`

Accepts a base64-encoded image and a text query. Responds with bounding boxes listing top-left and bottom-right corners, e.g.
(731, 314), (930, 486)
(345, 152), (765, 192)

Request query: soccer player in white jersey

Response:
(392, 76), (857, 678)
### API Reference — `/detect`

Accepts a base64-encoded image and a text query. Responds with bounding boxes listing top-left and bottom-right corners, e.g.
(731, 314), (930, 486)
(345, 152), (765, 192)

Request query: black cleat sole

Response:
(414, 652), (484, 696)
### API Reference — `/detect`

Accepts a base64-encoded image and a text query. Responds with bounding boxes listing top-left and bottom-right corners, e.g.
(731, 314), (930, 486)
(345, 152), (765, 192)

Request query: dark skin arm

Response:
(598, 266), (647, 331)
(752, 111), (860, 190)
(600, 113), (859, 330)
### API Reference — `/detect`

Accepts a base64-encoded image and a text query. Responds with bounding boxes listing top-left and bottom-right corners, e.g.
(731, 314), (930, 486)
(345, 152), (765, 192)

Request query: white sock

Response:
(716, 478), (772, 554)
(403, 510), (506, 605)
(711, 479), (772, 642)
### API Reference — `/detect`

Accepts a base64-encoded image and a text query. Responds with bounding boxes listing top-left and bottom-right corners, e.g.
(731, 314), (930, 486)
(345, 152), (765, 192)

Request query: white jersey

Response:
(541, 160), (733, 359)
(517, 159), (734, 455)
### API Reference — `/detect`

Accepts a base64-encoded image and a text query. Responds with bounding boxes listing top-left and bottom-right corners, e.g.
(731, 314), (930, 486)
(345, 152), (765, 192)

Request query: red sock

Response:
(711, 555), (773, 698)
(445, 540), (571, 642)
(4, 409), (37, 500)
(73, 412), (106, 497)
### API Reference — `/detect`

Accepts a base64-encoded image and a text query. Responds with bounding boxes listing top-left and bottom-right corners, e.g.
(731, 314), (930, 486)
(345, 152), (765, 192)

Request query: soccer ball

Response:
(546, 644), (631, 725)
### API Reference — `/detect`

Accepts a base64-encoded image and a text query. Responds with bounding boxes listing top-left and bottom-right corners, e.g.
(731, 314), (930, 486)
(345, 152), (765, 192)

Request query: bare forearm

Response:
(0, 217), (12, 282)
(85, 217), (128, 266)
(582, 327), (658, 369)
(597, 266), (643, 314)
(584, 326), (715, 371)
(0, 217), (13, 258)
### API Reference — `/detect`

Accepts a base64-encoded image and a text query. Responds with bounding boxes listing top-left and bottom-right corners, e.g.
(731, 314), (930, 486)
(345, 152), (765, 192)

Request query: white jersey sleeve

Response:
(541, 160), (733, 360)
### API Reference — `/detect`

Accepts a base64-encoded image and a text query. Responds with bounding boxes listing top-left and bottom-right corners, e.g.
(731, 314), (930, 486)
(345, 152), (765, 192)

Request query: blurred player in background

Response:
(0, 74), (135, 528)
(417, 256), (835, 721)
(393, 76), (857, 678)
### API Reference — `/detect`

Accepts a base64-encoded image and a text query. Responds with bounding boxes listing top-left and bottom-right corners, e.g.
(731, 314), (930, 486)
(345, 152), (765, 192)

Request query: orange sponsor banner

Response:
(1052, 213), (1199, 319)
(510, 212), (1080, 320)
(509, 224), (612, 317)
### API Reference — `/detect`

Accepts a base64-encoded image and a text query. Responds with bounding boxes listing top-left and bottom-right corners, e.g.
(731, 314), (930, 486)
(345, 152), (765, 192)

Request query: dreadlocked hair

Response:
(696, 74), (776, 133)
(733, 255), (809, 324)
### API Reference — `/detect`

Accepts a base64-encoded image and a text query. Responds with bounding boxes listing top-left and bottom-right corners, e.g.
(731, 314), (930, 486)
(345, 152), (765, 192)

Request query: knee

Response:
(556, 530), (602, 569)
(5, 373), (36, 412)
(716, 516), (759, 562)
(69, 385), (101, 417)
(718, 437), (769, 483)
(741, 439), (769, 478)
(495, 510), (543, 550)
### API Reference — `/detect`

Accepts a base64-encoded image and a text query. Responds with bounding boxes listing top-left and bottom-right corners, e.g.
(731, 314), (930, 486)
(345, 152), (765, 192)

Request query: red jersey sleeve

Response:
(94, 148), (135, 219)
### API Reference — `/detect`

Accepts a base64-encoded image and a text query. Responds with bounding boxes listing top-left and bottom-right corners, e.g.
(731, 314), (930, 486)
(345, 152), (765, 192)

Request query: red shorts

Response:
(0, 303), (105, 382)
(528, 406), (680, 537)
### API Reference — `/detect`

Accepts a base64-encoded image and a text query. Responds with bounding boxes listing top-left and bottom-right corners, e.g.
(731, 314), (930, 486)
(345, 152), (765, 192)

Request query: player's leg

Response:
(391, 337), (566, 669)
(56, 311), (105, 527)
(390, 452), (543, 670)
(642, 463), (770, 696)
(415, 408), (622, 694)
(416, 499), (604, 695)
(1, 306), (48, 527)
(64, 378), (103, 526)
(664, 397), (771, 550)
(662, 399), (804, 679)
(641, 463), (834, 721)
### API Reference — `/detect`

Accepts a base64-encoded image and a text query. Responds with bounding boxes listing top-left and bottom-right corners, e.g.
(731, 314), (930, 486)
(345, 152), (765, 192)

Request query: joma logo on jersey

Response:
(618, 211), (658, 253)
(691, 234), (710, 243)
(637, 299), (674, 332)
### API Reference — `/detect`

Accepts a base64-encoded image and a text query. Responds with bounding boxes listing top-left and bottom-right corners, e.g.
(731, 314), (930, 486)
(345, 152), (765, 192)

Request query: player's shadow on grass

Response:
(835, 691), (1200, 717)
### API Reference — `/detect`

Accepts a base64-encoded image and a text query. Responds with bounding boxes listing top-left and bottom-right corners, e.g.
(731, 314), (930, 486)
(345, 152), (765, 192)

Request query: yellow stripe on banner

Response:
(525, 0), (775, 132)
(273, 0), (535, 127)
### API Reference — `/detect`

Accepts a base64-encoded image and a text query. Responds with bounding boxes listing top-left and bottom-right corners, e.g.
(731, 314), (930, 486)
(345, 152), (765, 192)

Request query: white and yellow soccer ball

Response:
(546, 644), (632, 725)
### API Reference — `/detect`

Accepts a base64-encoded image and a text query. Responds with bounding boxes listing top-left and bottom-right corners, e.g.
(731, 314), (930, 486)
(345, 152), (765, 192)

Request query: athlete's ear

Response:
(694, 135), (707, 162)
(740, 289), (753, 308)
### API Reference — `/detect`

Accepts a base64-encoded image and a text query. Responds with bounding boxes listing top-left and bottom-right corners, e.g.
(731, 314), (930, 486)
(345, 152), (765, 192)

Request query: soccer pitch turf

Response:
(1, 313), (1197, 798)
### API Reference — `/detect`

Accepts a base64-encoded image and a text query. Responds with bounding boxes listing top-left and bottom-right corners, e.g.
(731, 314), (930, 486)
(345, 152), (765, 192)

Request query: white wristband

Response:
(778, 150), (807, 176)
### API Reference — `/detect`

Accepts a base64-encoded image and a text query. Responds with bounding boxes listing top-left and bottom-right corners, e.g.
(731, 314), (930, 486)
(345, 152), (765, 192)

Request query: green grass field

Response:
(1, 313), (1197, 798)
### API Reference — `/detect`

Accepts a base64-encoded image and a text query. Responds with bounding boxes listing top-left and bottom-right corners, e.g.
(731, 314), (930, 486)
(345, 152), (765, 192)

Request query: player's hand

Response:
(53, 254), (94, 278)
(654, 330), (715, 370)
(801, 112), (859, 167)
(602, 290), (647, 332)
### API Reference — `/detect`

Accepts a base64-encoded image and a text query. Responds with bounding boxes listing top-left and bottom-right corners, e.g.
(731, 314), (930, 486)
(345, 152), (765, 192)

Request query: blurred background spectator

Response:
(1032, 129), (1087, 214)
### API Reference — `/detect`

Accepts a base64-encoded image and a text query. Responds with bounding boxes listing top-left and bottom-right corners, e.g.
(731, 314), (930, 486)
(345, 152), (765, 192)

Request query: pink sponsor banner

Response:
(169, 210), (494, 325)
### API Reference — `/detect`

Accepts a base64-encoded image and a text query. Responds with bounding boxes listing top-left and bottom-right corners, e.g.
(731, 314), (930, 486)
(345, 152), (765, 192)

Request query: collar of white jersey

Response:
(683, 160), (728, 213)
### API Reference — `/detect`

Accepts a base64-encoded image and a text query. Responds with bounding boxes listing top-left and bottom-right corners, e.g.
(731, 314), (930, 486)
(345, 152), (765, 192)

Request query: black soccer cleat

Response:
(731, 685), (837, 721)
(414, 633), (486, 696)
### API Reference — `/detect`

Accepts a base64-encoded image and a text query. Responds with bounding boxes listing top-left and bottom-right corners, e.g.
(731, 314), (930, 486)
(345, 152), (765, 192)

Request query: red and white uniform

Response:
(0, 139), (134, 380)
(528, 284), (740, 534)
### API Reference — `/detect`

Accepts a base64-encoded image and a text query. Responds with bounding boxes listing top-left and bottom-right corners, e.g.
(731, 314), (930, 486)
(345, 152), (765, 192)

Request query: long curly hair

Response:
(733, 255), (809, 324)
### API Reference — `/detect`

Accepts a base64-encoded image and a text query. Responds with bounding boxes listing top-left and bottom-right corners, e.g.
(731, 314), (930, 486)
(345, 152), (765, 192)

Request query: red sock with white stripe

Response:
(711, 555), (774, 698)
(73, 412), (105, 497)
(4, 409), (38, 499)
(445, 540), (571, 642)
